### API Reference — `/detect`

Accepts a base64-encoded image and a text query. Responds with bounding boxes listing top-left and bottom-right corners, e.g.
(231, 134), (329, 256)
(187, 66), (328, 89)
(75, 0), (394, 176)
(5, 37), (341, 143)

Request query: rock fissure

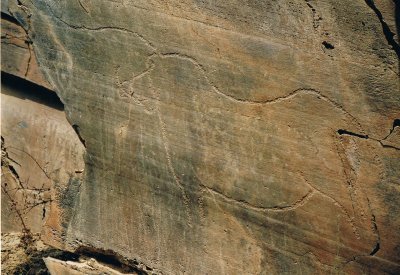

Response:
(72, 124), (87, 148)
(1, 10), (23, 25)
(337, 129), (369, 139)
(25, 42), (32, 77)
(1, 40), (28, 49)
(4, 235), (80, 275)
(2, 1), (400, 274)
(34, 1), (369, 141)
(2, 137), (24, 189)
(337, 128), (400, 150)
(2, 137), (54, 226)
(1, 9), (34, 77)
(382, 118), (400, 140)
(364, 0), (400, 59)
(74, 246), (160, 274)
(367, 194), (381, 257)
(369, 237), (380, 256)
(1, 185), (30, 232)
(12, 0), (32, 35)
(7, 146), (52, 180)
(77, 0), (89, 14)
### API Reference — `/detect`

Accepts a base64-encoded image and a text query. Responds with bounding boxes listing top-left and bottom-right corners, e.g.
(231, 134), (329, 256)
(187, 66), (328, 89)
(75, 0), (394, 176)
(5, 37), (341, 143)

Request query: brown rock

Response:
(1, 0), (400, 274)
(44, 257), (137, 275)
(1, 74), (85, 237)
(1, 14), (53, 89)
(1, 232), (52, 274)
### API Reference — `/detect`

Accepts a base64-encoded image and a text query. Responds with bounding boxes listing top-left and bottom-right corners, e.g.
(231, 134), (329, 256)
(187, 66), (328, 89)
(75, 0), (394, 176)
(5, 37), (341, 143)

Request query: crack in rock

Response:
(337, 123), (400, 150)
(364, 0), (400, 59)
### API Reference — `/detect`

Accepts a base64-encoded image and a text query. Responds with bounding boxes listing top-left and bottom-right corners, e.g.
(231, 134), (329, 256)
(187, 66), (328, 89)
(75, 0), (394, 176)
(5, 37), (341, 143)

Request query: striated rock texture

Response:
(2, 0), (400, 274)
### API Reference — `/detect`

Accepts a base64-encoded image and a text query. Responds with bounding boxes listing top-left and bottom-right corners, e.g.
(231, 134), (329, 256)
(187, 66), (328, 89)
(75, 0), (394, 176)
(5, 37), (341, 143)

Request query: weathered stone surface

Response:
(1, 74), (85, 238)
(1, 233), (49, 274)
(0, 232), (80, 274)
(1, 14), (53, 89)
(2, 0), (400, 274)
(44, 257), (137, 275)
(1, 72), (84, 272)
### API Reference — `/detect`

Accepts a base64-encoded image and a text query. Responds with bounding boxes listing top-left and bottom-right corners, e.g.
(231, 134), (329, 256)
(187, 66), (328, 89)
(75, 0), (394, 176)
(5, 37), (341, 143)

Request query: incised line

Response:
(148, 76), (193, 227)
(299, 172), (360, 238)
(35, 3), (377, 234)
(200, 183), (315, 213)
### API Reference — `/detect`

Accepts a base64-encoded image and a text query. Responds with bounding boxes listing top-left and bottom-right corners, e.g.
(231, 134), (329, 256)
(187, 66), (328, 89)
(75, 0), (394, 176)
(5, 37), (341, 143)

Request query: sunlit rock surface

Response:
(1, 0), (399, 274)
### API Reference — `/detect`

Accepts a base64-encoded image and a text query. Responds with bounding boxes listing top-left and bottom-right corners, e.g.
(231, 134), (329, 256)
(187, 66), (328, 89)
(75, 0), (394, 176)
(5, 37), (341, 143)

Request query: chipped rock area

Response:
(1, 9), (85, 273)
(1, 232), (50, 274)
(44, 257), (139, 275)
(1, 232), (78, 274)
(0, 75), (85, 273)
(1, 0), (400, 274)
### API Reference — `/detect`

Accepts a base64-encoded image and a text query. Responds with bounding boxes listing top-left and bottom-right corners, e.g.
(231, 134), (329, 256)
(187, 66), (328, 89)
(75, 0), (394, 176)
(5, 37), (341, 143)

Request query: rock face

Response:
(2, 0), (400, 274)
(1, 6), (85, 272)
(44, 257), (138, 275)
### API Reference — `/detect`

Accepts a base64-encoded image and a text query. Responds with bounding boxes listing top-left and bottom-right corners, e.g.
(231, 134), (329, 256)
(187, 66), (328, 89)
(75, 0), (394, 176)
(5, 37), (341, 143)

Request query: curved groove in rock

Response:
(40, 0), (365, 134)
(39, 0), (156, 52)
(34, 0), (369, 238)
(114, 54), (157, 114)
(300, 173), (360, 238)
(158, 53), (364, 131)
(201, 183), (315, 213)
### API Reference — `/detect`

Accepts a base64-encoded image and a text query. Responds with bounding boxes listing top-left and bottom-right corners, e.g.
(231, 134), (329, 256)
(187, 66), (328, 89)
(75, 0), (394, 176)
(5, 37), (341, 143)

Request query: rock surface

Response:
(1, 13), (52, 89)
(44, 257), (138, 275)
(1, 74), (85, 235)
(0, 232), (78, 274)
(1, 11), (85, 273)
(1, 233), (48, 274)
(2, 0), (400, 274)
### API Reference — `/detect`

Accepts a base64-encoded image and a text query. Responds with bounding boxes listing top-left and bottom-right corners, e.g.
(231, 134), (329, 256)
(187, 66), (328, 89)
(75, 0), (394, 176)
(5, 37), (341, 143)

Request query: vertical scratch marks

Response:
(148, 77), (193, 227)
